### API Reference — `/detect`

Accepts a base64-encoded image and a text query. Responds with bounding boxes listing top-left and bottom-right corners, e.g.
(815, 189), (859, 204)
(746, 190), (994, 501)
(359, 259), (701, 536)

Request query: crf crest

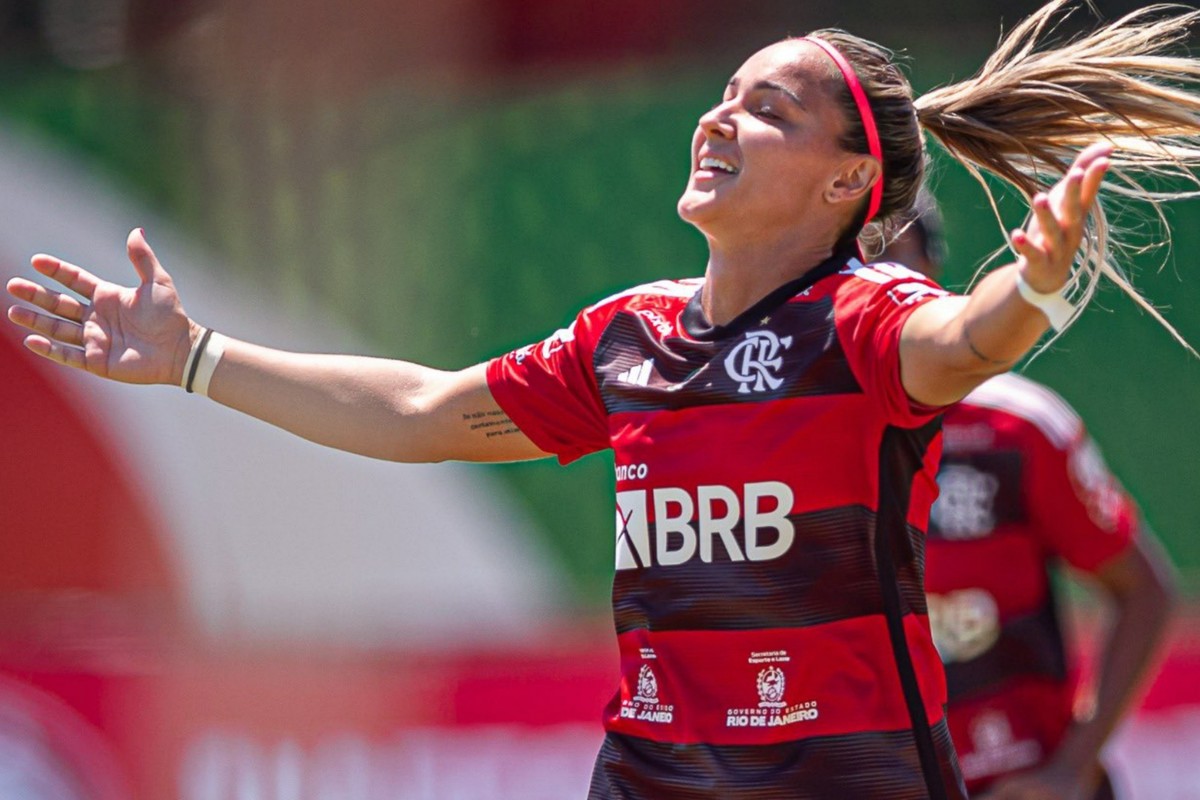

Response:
(725, 330), (793, 394)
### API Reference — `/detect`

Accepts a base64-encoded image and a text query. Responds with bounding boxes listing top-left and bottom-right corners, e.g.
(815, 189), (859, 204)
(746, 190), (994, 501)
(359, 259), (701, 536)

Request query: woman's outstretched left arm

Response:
(899, 143), (1112, 407)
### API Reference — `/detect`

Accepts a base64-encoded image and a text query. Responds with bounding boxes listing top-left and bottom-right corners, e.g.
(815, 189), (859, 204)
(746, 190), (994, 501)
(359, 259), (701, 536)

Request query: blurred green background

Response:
(2, 0), (1196, 608)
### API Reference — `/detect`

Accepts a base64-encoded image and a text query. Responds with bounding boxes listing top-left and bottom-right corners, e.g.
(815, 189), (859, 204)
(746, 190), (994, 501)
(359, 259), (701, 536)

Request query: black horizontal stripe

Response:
(588, 721), (966, 800)
(595, 298), (861, 415)
(613, 506), (927, 634)
(944, 597), (1068, 701)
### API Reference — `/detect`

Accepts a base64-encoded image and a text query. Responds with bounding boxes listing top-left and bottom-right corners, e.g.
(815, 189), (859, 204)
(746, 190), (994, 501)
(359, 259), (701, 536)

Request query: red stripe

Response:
(610, 397), (939, 531)
(605, 615), (946, 745)
(925, 530), (1050, 617)
(610, 395), (883, 515)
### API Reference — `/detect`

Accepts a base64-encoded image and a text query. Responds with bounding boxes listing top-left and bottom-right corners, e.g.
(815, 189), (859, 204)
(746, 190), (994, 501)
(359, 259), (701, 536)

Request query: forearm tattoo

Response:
(462, 409), (522, 439)
(964, 323), (1012, 367)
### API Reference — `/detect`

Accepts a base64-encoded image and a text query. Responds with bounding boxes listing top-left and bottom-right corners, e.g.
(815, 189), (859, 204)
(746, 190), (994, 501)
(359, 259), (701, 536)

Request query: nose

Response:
(698, 101), (736, 140)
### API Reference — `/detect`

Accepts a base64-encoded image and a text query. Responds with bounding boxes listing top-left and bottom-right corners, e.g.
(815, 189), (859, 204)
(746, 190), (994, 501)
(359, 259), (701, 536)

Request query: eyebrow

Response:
(726, 77), (806, 109)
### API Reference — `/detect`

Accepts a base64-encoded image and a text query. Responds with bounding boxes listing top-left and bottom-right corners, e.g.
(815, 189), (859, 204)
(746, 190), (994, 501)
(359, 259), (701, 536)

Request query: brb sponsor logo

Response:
(725, 330), (793, 394)
(726, 650), (819, 729)
(615, 482), (795, 569)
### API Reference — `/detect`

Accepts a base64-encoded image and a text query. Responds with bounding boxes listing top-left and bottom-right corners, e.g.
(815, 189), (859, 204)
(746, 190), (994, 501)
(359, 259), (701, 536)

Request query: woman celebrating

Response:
(8, 2), (1200, 797)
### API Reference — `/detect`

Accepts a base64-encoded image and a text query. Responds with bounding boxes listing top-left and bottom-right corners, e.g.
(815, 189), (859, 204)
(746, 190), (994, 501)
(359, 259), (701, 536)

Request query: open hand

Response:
(5, 228), (194, 385)
(1011, 142), (1112, 294)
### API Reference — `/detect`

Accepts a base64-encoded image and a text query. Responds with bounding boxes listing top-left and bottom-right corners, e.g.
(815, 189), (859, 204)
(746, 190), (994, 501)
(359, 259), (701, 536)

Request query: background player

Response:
(881, 194), (1178, 800)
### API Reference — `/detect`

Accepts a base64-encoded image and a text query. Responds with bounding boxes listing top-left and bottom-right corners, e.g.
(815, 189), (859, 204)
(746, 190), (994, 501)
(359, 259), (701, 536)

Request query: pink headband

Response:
(802, 36), (884, 223)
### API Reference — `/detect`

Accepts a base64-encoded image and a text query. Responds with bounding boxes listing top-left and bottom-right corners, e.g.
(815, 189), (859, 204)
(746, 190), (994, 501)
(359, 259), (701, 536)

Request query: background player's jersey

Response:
(924, 372), (1139, 794)
(488, 250), (967, 799)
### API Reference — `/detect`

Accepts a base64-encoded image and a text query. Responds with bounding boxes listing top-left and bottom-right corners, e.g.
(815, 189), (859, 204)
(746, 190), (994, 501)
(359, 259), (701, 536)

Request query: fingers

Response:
(1079, 152), (1110, 209)
(1045, 143), (1112, 222)
(1060, 167), (1085, 228)
(28, 253), (105, 301)
(1075, 140), (1115, 168)
(7, 303), (86, 347)
(1060, 143), (1111, 217)
(6, 269), (91, 350)
(126, 228), (168, 285)
(1012, 192), (1068, 289)
(1015, 144), (1113, 293)
(19, 333), (88, 370)
(1011, 229), (1045, 271)
(6, 276), (89, 322)
(1029, 192), (1064, 251)
(21, 230), (166, 301)
(1011, 224), (1062, 293)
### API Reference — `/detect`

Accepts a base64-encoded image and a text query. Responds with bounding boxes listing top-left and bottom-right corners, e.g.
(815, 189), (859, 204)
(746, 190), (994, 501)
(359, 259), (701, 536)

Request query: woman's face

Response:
(677, 39), (857, 240)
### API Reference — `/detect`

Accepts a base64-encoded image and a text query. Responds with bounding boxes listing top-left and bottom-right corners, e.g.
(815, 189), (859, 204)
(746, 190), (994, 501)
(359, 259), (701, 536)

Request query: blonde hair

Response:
(815, 1), (1200, 346)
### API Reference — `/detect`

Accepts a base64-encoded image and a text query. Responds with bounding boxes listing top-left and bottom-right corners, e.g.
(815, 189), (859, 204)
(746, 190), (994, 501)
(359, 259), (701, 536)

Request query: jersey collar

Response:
(681, 244), (860, 341)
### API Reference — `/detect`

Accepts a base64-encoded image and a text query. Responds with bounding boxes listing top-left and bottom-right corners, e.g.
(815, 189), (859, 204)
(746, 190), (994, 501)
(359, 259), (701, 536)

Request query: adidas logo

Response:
(617, 359), (654, 387)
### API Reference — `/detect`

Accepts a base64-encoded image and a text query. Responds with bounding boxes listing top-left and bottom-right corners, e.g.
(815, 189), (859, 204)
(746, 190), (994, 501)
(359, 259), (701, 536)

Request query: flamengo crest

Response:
(725, 330), (793, 394)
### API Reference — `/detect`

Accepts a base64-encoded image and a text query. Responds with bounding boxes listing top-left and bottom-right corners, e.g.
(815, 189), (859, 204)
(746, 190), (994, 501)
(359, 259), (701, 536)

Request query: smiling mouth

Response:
(697, 156), (738, 176)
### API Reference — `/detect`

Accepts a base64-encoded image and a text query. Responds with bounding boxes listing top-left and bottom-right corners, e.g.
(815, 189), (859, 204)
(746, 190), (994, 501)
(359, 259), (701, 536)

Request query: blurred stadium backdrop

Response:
(1, 0), (1199, 797)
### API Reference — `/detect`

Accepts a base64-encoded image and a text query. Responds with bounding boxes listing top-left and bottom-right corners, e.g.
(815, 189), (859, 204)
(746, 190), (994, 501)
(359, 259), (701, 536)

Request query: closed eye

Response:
(708, 92), (735, 112)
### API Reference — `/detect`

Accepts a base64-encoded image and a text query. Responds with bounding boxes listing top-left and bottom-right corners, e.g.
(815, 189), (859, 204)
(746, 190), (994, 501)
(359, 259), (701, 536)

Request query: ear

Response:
(824, 155), (882, 207)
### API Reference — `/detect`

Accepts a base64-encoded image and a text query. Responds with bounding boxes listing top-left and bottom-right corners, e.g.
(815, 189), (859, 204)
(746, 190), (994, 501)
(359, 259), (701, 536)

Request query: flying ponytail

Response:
(811, 1), (1200, 344)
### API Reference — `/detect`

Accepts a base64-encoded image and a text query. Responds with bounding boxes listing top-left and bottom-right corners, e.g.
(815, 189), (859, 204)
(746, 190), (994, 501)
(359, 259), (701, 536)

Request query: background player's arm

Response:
(979, 398), (1177, 800)
(1057, 535), (1177, 783)
(980, 535), (1177, 800)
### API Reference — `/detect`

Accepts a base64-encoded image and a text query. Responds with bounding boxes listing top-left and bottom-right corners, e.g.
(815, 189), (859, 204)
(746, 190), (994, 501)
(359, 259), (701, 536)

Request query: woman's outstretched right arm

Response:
(208, 345), (544, 463)
(5, 228), (551, 464)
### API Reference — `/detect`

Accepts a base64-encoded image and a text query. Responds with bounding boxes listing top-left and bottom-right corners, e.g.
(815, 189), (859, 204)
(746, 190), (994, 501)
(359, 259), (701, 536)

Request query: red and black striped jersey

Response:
(924, 373), (1139, 794)
(487, 248), (968, 799)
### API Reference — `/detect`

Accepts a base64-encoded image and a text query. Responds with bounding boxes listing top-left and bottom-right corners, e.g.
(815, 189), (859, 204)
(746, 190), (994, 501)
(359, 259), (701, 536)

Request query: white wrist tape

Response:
(191, 332), (227, 397)
(1015, 272), (1077, 332)
(182, 327), (227, 396)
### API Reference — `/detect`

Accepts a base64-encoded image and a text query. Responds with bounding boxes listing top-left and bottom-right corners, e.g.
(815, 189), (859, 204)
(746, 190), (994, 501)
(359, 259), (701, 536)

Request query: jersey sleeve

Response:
(1025, 420), (1140, 573)
(833, 261), (953, 427)
(486, 307), (612, 465)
